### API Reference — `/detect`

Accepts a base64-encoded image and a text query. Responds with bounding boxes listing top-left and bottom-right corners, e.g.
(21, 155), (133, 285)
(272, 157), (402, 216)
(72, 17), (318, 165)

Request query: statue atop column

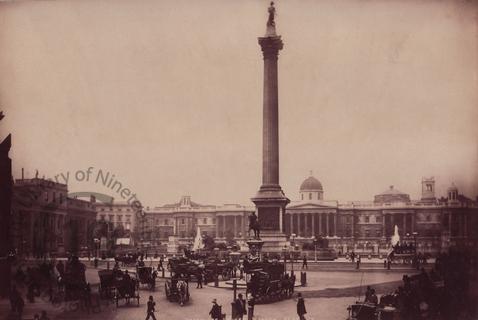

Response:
(267, 1), (276, 27)
(265, 1), (278, 37)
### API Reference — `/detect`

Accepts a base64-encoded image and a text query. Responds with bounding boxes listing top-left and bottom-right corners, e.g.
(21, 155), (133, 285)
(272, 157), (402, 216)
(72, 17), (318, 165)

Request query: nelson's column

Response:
(251, 2), (290, 252)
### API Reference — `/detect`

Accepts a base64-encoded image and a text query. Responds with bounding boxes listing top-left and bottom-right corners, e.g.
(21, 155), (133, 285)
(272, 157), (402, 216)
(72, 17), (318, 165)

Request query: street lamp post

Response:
(313, 236), (318, 263)
(94, 238), (100, 258)
(290, 233), (296, 273)
(282, 246), (287, 274)
(412, 232), (418, 251)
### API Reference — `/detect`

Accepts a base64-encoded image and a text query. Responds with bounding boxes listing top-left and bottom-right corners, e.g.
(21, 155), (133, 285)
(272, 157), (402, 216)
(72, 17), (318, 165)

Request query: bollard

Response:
(233, 279), (237, 300)
(300, 272), (307, 286)
(94, 258), (98, 268)
(231, 302), (237, 320)
(214, 275), (219, 287)
(106, 261), (110, 270)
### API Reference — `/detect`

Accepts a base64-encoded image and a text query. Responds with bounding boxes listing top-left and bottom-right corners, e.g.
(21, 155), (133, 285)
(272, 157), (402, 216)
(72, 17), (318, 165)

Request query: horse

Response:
(176, 280), (188, 306)
(248, 220), (261, 239)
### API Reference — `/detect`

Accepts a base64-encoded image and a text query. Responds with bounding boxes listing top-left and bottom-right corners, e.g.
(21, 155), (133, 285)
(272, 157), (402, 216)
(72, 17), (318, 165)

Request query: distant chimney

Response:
(21, 168), (24, 180)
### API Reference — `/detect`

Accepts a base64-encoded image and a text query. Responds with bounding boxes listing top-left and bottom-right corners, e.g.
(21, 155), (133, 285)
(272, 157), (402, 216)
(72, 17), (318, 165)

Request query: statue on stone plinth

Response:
(267, 1), (276, 27)
(248, 212), (261, 239)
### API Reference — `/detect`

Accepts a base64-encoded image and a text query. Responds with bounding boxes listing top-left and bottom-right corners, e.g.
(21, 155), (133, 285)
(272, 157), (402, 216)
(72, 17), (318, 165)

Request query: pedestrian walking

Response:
(356, 255), (361, 270)
(16, 293), (25, 319)
(302, 255), (308, 270)
(9, 285), (20, 312)
(209, 299), (222, 320)
(56, 260), (65, 278)
(296, 293), (307, 320)
(158, 256), (164, 272)
(83, 283), (92, 313)
(145, 295), (157, 320)
(247, 295), (255, 320)
(234, 293), (247, 320)
(151, 270), (158, 290)
(197, 271), (203, 289)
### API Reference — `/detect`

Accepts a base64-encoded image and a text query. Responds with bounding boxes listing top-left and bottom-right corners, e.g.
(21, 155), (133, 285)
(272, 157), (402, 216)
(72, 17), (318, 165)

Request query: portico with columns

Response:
(285, 205), (339, 238)
(215, 205), (251, 239)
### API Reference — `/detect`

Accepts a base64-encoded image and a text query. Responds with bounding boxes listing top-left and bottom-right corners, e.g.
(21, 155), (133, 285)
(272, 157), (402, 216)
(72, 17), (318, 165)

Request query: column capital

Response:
(258, 36), (283, 60)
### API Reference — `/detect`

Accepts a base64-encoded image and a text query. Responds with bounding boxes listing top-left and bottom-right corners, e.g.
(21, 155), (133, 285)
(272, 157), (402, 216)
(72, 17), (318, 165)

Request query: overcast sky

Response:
(0, 0), (477, 207)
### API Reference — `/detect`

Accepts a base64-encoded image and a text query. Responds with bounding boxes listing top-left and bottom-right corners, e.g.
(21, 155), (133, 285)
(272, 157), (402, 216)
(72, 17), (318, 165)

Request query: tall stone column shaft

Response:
(261, 45), (281, 187)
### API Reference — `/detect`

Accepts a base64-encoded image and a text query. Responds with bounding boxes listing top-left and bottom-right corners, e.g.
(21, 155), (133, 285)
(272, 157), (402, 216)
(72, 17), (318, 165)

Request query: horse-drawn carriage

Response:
(347, 300), (400, 320)
(60, 258), (87, 301)
(136, 266), (156, 290)
(244, 260), (293, 304)
(165, 277), (190, 306)
(115, 253), (139, 266)
(98, 269), (140, 307)
(203, 259), (235, 282)
(98, 270), (116, 299)
(168, 257), (201, 278)
(388, 242), (417, 264)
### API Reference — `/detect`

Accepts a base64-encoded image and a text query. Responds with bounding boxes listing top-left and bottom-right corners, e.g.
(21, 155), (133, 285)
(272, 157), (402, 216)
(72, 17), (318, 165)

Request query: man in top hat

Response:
(209, 299), (221, 320)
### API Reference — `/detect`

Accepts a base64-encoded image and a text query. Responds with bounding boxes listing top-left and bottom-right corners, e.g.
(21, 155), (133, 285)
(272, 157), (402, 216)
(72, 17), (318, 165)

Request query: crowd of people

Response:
(8, 255), (91, 319)
(362, 249), (477, 320)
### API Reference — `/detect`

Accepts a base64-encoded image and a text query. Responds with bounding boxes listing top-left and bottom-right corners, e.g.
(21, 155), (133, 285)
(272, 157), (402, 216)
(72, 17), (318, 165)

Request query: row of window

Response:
(362, 216), (383, 223)
(44, 191), (65, 204)
(99, 214), (132, 223)
(151, 218), (216, 225)
(100, 207), (132, 212)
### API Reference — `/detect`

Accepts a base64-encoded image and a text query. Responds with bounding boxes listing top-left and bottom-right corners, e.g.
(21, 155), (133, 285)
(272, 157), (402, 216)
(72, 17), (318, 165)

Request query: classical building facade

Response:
(11, 178), (97, 256)
(286, 175), (478, 254)
(88, 176), (477, 255)
(95, 200), (137, 232)
(141, 196), (252, 245)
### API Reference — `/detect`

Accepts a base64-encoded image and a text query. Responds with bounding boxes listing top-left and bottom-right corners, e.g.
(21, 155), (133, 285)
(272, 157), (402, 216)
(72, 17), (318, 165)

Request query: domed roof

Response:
(374, 185), (410, 204)
(300, 176), (323, 191)
(378, 185), (406, 196)
(447, 183), (458, 191)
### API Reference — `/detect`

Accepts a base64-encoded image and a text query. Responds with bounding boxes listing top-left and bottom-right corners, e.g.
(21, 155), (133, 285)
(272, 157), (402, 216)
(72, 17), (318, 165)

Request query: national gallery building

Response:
(286, 176), (478, 254)
(140, 176), (478, 255)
